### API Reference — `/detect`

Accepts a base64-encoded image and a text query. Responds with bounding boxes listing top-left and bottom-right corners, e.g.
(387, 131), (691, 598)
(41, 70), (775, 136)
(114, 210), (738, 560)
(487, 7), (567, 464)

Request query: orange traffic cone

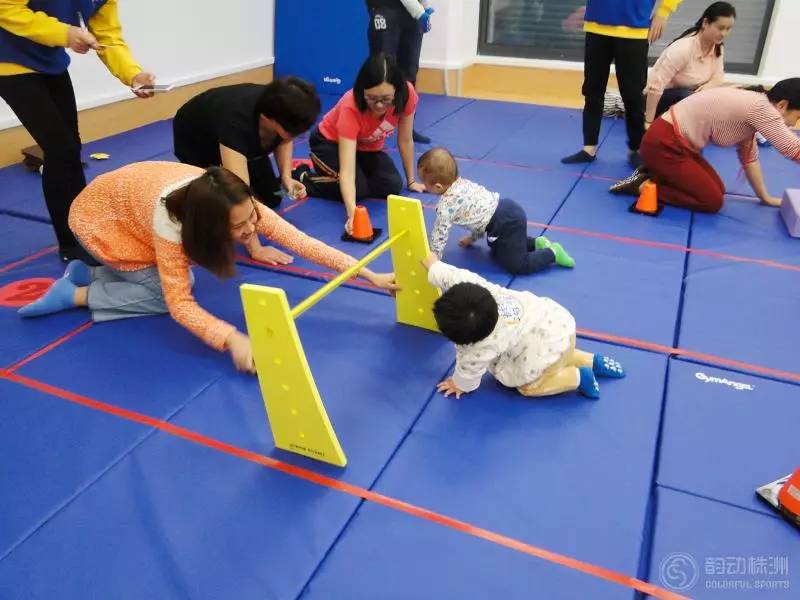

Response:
(342, 205), (382, 244)
(629, 180), (662, 216)
(778, 468), (800, 520)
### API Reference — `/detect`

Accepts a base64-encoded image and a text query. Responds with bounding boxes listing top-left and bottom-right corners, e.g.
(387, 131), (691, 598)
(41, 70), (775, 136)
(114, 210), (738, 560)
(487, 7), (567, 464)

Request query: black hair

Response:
(255, 77), (321, 136)
(163, 167), (256, 278)
(353, 53), (408, 114)
(669, 2), (736, 58)
(433, 283), (499, 345)
(766, 78), (800, 110)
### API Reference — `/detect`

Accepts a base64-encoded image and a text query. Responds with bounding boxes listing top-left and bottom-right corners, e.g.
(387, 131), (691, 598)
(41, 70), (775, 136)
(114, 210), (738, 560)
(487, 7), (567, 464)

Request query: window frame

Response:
(477, 0), (777, 75)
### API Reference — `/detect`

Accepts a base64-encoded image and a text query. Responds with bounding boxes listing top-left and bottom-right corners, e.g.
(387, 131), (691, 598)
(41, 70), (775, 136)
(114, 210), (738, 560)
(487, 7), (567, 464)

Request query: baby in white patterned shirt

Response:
(418, 147), (575, 275)
(421, 254), (626, 400)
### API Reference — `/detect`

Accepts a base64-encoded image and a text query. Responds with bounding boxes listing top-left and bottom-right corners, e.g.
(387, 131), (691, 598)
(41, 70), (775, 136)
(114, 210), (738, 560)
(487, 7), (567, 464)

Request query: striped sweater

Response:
(669, 87), (800, 166)
(69, 162), (357, 350)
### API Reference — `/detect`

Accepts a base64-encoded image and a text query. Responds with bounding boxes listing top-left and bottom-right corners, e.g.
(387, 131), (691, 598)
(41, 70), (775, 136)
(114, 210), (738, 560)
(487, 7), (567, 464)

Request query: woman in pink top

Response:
(610, 80), (800, 213)
(18, 162), (399, 373)
(294, 53), (425, 233)
(645, 2), (736, 126)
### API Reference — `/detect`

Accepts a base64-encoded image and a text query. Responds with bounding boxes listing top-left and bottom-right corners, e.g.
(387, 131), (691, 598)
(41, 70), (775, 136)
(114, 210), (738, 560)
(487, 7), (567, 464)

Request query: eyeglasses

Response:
(365, 94), (395, 105)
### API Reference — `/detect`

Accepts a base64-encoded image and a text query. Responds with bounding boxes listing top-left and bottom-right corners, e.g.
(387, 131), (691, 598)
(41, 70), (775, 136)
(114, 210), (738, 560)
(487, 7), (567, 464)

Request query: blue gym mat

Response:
(679, 261), (800, 376)
(703, 137), (800, 198)
(0, 215), (55, 265)
(511, 177), (690, 346)
(302, 340), (666, 600)
(3, 95), (797, 599)
(647, 487), (798, 599)
(0, 256), (90, 369)
(0, 121), (175, 222)
(420, 99), (542, 159)
(0, 378), (153, 560)
(658, 360), (800, 518)
(0, 268), (456, 599)
(484, 108), (616, 172)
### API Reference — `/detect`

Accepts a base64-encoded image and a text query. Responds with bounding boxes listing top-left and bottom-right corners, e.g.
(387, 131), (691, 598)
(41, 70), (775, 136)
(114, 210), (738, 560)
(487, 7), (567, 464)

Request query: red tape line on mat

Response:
(0, 370), (687, 600)
(0, 245), (58, 273)
(6, 321), (93, 373)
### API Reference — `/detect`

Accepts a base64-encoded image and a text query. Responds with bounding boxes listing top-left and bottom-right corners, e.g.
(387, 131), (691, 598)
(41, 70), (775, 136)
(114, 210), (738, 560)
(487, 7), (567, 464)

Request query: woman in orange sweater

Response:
(19, 162), (399, 373)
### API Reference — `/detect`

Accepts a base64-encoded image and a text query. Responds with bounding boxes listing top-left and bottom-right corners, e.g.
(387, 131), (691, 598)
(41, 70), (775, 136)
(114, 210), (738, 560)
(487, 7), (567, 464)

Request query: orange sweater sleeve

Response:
(256, 203), (357, 273)
(153, 237), (235, 351)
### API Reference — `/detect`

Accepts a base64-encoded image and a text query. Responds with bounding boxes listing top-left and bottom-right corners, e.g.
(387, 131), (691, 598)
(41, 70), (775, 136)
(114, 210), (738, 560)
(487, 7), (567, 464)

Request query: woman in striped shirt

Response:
(610, 79), (800, 213)
(644, 2), (736, 126)
(18, 162), (399, 373)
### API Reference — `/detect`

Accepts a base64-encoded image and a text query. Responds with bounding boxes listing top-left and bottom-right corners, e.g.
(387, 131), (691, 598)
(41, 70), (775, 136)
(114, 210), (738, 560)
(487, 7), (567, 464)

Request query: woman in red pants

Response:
(610, 79), (800, 213)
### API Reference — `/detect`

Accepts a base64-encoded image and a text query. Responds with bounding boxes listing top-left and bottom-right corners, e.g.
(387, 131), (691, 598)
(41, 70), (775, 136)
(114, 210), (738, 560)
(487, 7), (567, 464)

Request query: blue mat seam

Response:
(418, 98), (477, 133)
(0, 373), (224, 565)
(293, 358), (457, 600)
(671, 212), (694, 349)
(656, 483), (784, 522)
(0, 208), (52, 225)
(635, 357), (672, 596)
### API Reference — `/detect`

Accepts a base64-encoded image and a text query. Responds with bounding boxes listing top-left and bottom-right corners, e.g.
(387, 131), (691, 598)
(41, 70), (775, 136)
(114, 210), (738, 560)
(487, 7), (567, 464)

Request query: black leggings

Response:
(582, 32), (649, 150)
(0, 71), (85, 251)
(367, 5), (423, 85)
(307, 128), (402, 201)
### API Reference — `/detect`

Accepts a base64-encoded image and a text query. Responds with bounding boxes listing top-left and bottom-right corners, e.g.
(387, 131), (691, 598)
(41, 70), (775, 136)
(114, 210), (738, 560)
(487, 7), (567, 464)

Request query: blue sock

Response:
(593, 354), (626, 378)
(64, 260), (92, 286)
(578, 366), (600, 399)
(18, 278), (77, 318)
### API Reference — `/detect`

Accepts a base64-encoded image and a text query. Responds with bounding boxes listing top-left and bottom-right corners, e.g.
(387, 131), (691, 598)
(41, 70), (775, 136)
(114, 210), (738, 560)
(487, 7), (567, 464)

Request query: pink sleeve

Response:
(336, 101), (362, 141)
(646, 42), (691, 95)
(255, 203), (357, 273)
(153, 238), (236, 351)
(746, 97), (800, 164)
(403, 81), (419, 117)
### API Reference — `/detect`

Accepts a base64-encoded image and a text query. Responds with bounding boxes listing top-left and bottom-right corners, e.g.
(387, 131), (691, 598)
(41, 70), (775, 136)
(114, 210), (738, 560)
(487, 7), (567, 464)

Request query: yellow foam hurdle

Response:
(240, 195), (440, 467)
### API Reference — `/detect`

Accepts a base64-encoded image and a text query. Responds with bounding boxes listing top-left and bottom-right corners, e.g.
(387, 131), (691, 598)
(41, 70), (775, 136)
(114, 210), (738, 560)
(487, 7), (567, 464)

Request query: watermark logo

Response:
(659, 552), (790, 592)
(660, 552), (699, 592)
(322, 76), (342, 85)
(695, 371), (755, 391)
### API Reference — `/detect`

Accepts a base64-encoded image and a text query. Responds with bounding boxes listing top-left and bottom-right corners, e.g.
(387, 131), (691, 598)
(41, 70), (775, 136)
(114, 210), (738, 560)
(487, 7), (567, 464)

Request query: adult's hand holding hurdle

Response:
(225, 330), (256, 374)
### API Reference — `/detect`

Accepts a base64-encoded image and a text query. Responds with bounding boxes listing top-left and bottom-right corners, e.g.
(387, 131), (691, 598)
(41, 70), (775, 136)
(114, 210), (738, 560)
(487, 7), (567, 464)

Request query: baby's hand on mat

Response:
(437, 378), (465, 399)
(458, 235), (474, 248)
(420, 252), (439, 270)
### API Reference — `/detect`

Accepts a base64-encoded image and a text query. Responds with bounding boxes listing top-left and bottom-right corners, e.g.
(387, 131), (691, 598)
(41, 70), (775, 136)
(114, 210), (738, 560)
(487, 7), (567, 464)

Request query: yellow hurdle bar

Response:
(290, 229), (408, 319)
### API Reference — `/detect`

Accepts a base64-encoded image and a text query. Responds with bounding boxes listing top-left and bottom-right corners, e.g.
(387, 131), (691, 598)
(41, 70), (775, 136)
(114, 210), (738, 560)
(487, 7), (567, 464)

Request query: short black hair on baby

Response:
(433, 282), (499, 345)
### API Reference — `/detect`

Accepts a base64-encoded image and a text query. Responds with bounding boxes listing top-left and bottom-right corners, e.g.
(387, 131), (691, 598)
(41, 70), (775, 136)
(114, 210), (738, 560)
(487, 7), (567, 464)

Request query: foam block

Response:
(779, 188), (800, 237)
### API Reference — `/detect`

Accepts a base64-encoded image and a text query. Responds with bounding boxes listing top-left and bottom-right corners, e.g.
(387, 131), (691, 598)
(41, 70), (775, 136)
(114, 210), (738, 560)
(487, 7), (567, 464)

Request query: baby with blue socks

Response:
(422, 254), (625, 400)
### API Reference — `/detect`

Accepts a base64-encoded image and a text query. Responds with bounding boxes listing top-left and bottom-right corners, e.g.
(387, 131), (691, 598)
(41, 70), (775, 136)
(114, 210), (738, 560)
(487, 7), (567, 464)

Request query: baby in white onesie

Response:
(422, 255), (626, 399)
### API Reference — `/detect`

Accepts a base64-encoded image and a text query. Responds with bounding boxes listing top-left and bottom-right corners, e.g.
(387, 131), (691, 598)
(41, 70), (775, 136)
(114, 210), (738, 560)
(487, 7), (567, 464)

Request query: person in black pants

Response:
(366, 0), (434, 144)
(0, 0), (155, 263)
(172, 78), (321, 265)
(561, 0), (684, 168)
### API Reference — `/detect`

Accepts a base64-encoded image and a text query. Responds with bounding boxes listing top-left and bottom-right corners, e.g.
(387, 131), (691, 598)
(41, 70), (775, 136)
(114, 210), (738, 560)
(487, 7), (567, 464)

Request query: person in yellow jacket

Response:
(561, 0), (684, 168)
(0, 0), (155, 263)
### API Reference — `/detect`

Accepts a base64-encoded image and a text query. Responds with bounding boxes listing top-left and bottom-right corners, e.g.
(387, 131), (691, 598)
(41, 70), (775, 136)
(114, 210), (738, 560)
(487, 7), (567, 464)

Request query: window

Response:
(479, 0), (776, 75)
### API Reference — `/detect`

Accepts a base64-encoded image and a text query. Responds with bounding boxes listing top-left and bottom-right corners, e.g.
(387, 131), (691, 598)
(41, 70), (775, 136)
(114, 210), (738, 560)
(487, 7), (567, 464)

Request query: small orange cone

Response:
(629, 181), (662, 216)
(342, 205), (382, 243)
(778, 468), (800, 519)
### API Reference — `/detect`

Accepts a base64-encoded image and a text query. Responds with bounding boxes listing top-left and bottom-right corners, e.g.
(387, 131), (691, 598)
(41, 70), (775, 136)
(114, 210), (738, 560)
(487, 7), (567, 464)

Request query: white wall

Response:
(421, 0), (798, 83)
(0, 0), (274, 130)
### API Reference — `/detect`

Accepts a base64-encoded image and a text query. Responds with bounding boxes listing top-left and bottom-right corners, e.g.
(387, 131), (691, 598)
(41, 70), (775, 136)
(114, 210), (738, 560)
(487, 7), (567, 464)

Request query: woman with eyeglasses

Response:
(294, 53), (425, 234)
(18, 162), (400, 373)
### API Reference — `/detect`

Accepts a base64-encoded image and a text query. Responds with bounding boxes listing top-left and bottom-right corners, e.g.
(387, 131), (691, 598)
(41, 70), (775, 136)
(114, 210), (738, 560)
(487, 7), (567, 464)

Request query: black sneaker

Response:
(609, 167), (649, 196)
(413, 130), (431, 144)
(296, 167), (320, 197)
(561, 150), (597, 164)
